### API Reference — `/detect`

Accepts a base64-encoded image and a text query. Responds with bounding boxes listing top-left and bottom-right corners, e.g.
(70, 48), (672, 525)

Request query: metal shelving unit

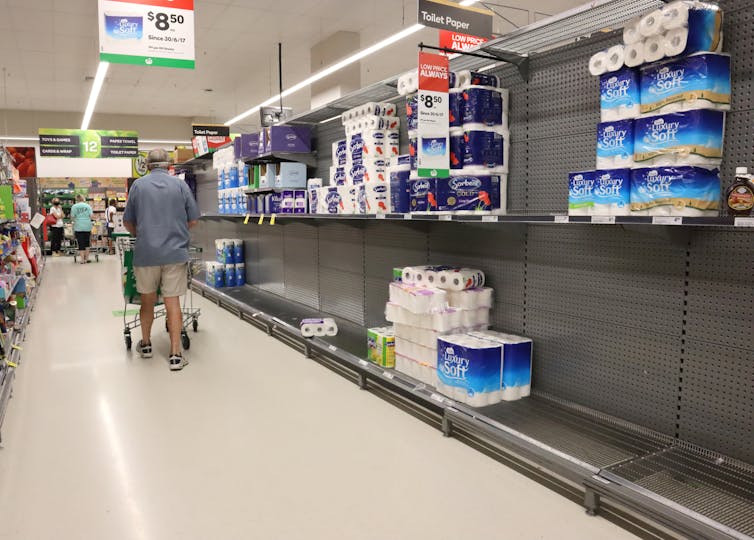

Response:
(192, 0), (754, 537)
(201, 212), (754, 229)
(243, 152), (318, 168)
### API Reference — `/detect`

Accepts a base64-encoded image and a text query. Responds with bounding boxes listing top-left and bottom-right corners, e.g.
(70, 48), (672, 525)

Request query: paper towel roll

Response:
(663, 27), (688, 57)
(644, 35), (665, 63)
(624, 42), (645, 68)
(379, 102), (398, 117)
(589, 51), (609, 76)
(639, 9), (664, 37)
(623, 17), (642, 44)
(661, 1), (690, 31)
(606, 45), (626, 72)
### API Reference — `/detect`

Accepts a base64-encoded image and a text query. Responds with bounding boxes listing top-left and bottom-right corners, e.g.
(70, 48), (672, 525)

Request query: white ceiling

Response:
(0, 0), (584, 134)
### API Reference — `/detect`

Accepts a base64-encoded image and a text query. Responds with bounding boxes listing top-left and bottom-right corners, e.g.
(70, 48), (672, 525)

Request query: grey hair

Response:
(76, 194), (85, 202)
(147, 148), (172, 169)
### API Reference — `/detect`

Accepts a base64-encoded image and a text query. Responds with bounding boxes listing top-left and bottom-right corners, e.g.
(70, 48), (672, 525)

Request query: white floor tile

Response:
(0, 257), (637, 540)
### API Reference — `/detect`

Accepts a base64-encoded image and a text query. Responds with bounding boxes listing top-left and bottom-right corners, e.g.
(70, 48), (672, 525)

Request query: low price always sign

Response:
(98, 0), (195, 69)
(39, 129), (139, 158)
(417, 52), (450, 178)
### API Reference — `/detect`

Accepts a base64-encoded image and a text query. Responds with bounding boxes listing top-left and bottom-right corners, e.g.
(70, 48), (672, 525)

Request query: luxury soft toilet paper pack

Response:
(630, 166), (720, 215)
(600, 68), (640, 121)
(596, 120), (635, 169)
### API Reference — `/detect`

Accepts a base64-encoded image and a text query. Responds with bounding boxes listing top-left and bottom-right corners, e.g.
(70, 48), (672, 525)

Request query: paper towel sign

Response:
(417, 52), (450, 179)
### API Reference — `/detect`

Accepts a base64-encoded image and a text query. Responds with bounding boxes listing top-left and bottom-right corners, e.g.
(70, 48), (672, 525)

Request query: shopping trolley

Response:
(117, 237), (202, 351)
(64, 223), (102, 263)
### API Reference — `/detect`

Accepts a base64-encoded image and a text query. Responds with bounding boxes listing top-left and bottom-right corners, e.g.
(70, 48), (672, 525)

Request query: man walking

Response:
(123, 149), (200, 371)
(71, 194), (94, 264)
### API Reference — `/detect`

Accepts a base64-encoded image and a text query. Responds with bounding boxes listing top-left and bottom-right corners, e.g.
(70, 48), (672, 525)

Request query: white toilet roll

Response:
(623, 17), (642, 44)
(644, 35), (665, 63)
(605, 45), (626, 72)
(588, 51), (609, 76)
(663, 27), (688, 57)
(661, 1), (690, 31)
(624, 42), (645, 68)
(456, 70), (471, 89)
(639, 9), (664, 37)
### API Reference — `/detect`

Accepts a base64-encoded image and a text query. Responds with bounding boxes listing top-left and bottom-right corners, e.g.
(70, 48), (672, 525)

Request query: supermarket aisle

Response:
(0, 257), (637, 540)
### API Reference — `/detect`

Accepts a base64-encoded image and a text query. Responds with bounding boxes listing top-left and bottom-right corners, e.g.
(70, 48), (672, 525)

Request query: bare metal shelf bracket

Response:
(419, 42), (530, 82)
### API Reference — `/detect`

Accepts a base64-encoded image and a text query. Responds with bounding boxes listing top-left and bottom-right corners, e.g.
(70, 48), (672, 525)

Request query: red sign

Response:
(439, 30), (488, 53)
(418, 51), (450, 92)
(7, 147), (36, 178)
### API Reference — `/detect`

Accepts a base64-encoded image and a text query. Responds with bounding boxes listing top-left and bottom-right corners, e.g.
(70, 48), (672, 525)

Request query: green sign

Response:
(39, 129), (139, 158)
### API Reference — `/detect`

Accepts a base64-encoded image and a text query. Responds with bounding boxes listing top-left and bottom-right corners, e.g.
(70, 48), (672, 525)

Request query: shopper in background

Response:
(105, 198), (117, 253)
(70, 194), (94, 264)
(123, 148), (200, 371)
(49, 198), (65, 256)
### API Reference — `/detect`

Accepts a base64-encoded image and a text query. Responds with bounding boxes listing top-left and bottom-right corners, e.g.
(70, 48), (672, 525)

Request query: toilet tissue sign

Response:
(98, 0), (195, 69)
(417, 52), (450, 178)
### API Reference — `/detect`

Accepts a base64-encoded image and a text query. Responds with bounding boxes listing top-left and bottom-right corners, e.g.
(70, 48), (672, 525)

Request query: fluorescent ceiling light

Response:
(459, 0), (479, 4)
(81, 62), (109, 131)
(0, 136), (37, 141)
(319, 114), (343, 124)
(478, 63), (501, 72)
(226, 24), (424, 126)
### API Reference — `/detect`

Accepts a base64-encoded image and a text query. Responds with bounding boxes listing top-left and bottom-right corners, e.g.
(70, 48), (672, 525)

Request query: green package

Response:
(367, 327), (395, 368)
(392, 267), (403, 282)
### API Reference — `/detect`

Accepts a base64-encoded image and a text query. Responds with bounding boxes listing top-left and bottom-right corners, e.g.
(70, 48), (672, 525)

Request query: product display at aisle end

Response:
(205, 238), (245, 289)
(0, 147), (44, 439)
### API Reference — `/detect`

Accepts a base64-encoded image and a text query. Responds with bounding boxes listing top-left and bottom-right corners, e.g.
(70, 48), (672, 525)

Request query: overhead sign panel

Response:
(439, 30), (489, 52)
(39, 129), (139, 158)
(192, 124), (230, 137)
(98, 0), (195, 69)
(418, 0), (494, 38)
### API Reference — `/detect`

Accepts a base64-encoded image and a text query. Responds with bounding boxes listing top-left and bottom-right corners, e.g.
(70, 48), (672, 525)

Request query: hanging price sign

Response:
(417, 52), (450, 178)
(98, 0), (195, 69)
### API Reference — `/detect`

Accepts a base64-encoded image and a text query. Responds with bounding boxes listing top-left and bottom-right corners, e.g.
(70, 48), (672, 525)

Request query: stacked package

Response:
(213, 146), (250, 215)
(314, 103), (399, 215)
(205, 239), (246, 288)
(397, 69), (510, 214)
(574, 1), (727, 218)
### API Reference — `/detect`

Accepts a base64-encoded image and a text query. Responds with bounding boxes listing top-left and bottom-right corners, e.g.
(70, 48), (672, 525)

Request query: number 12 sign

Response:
(417, 52), (450, 178)
(98, 0), (195, 69)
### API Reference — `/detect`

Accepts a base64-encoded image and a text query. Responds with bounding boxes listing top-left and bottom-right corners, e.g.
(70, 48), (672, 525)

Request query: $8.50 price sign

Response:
(417, 52), (450, 178)
(99, 0), (196, 69)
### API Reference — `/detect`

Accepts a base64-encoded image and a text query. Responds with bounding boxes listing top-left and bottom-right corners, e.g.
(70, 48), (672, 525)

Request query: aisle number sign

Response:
(39, 129), (139, 158)
(98, 0), (195, 69)
(417, 52), (450, 178)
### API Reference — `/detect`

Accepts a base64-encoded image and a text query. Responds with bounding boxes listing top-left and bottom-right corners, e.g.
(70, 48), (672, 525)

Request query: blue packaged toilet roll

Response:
(449, 129), (466, 170)
(406, 94), (418, 131)
(685, 5), (723, 56)
(435, 176), (494, 212)
(596, 120), (635, 168)
(462, 86), (503, 126)
(437, 336), (503, 398)
(640, 53), (731, 115)
(634, 109), (725, 166)
(449, 89), (463, 128)
(630, 166), (720, 215)
(233, 241), (244, 264)
(334, 139), (347, 165)
(409, 178), (436, 212)
(593, 169), (631, 215)
(228, 167), (239, 189)
(235, 264), (246, 286)
(390, 169), (411, 213)
(600, 68), (640, 120)
(463, 127), (506, 169)
(211, 264), (225, 289)
(408, 132), (418, 171)
(324, 187), (342, 214)
(348, 135), (363, 162)
(225, 264), (237, 288)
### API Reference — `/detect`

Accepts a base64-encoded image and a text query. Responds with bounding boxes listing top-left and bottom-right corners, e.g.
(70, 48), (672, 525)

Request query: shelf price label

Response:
(417, 52), (450, 179)
(734, 217), (754, 228)
(652, 216), (683, 225)
(98, 0), (195, 69)
(591, 216), (616, 224)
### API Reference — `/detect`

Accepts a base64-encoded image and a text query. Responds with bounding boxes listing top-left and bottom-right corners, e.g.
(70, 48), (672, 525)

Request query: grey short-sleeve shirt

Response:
(123, 169), (200, 267)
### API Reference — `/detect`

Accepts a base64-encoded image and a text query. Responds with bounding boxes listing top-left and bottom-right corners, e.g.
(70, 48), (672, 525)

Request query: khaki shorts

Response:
(134, 263), (188, 297)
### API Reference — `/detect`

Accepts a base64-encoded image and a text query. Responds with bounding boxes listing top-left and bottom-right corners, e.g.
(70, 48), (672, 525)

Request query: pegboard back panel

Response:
(283, 222), (320, 310)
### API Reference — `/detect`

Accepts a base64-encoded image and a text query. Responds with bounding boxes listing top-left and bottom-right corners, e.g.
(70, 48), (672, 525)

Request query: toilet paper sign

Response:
(417, 52), (450, 179)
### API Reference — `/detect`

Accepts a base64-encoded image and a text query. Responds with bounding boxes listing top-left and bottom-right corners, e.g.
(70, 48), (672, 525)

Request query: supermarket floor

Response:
(0, 257), (639, 540)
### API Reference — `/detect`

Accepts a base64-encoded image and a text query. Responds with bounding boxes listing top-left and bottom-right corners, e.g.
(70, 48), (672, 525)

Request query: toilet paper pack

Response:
(409, 178), (436, 212)
(385, 303), (490, 332)
(446, 288), (494, 310)
(449, 128), (465, 169)
(462, 86), (506, 127)
(332, 139), (347, 165)
(630, 166), (720, 216)
(367, 327), (396, 368)
(449, 89), (464, 128)
(394, 323), (460, 350)
(389, 282), (448, 314)
(434, 176), (496, 212)
(436, 334), (505, 407)
(406, 94), (418, 131)
(330, 166), (347, 186)
(300, 318), (338, 338)
(600, 68), (640, 121)
(596, 120), (635, 169)
(640, 53), (731, 115)
(469, 330), (533, 401)
(395, 337), (437, 366)
(318, 187), (345, 214)
(593, 169), (631, 216)
(389, 167), (411, 213)
(395, 354), (437, 386)
(463, 126), (509, 172)
(634, 109), (725, 167)
(361, 182), (390, 214)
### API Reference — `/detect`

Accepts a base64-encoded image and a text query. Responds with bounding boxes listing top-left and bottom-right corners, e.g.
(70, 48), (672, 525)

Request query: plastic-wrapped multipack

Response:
(395, 353), (437, 386)
(469, 330), (533, 401)
(385, 303), (490, 332)
(436, 333), (505, 407)
(395, 337), (436, 365)
(446, 287), (494, 310)
(388, 282), (448, 314)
